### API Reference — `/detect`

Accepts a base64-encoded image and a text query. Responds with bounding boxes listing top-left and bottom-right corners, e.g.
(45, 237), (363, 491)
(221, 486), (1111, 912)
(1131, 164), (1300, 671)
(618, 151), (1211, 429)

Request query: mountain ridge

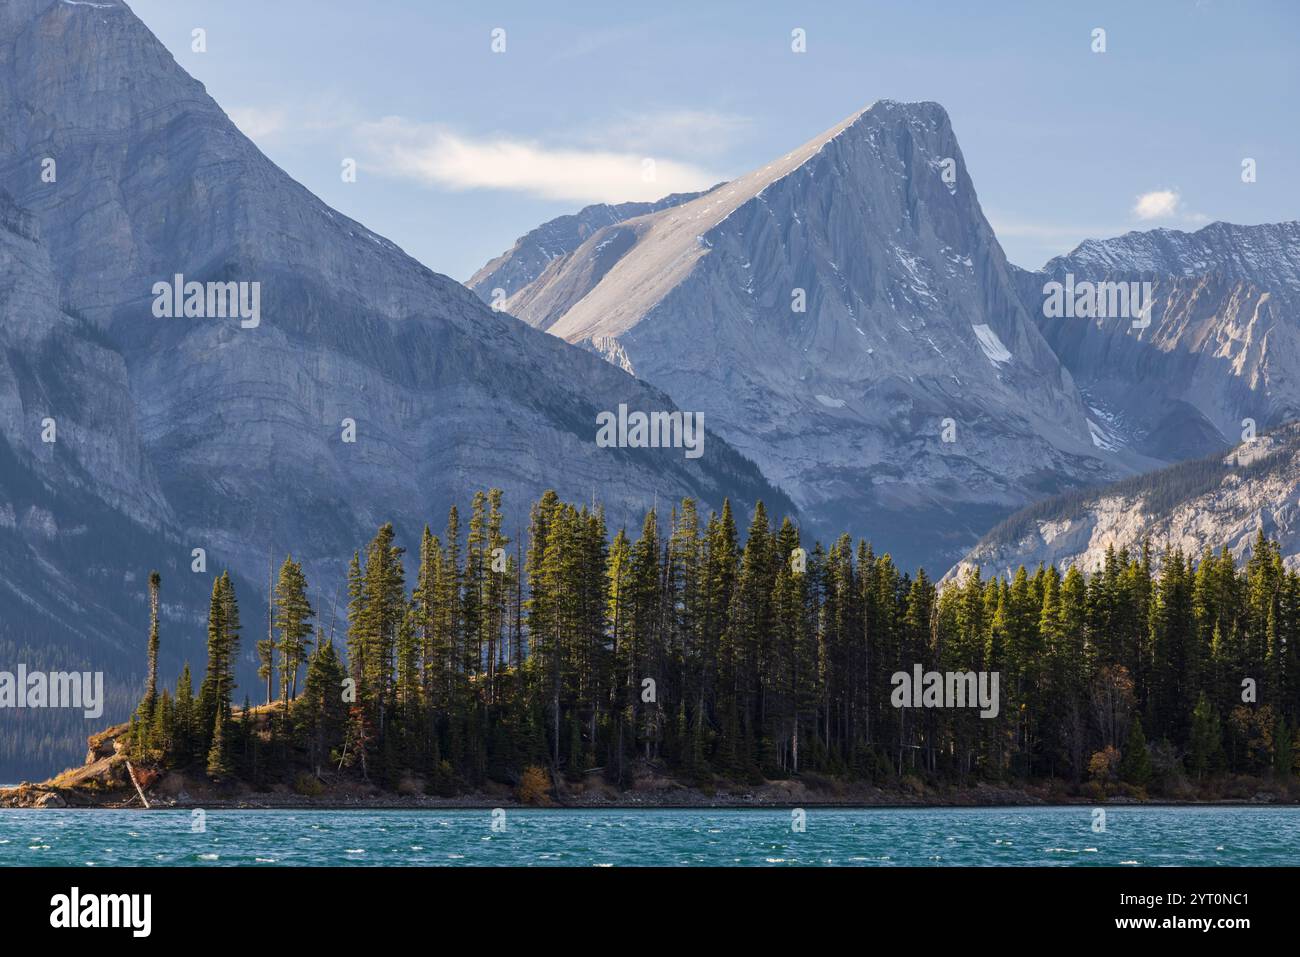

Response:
(1015, 219), (1300, 466)
(1043, 220), (1300, 294)
(0, 0), (792, 778)
(947, 421), (1300, 582)
(474, 99), (1140, 570)
(468, 187), (719, 305)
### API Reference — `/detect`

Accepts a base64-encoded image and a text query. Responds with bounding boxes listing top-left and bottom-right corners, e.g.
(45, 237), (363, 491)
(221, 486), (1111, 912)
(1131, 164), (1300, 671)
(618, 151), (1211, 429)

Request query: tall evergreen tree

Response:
(274, 554), (315, 702)
(141, 570), (161, 721)
(197, 572), (241, 755)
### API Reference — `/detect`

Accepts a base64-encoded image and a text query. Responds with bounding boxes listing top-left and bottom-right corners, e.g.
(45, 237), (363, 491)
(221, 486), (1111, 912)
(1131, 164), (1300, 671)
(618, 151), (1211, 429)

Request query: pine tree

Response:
(256, 635), (276, 707)
(343, 550), (373, 777)
(274, 555), (315, 702)
(298, 638), (347, 775)
(1274, 714), (1293, 779)
(725, 502), (772, 778)
(154, 688), (175, 761)
(107, 489), (1300, 795)
(141, 570), (161, 721)
(127, 714), (144, 761)
(174, 664), (196, 766)
(1189, 692), (1225, 781)
(258, 553), (275, 706)
(197, 572), (241, 755)
(413, 524), (442, 716)
(207, 708), (234, 778)
(1119, 714), (1152, 787)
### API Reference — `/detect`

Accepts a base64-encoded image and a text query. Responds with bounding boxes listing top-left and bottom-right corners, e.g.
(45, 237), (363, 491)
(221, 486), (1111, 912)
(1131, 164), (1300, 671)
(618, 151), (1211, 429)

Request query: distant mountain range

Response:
(1, 0), (1296, 779)
(948, 421), (1300, 581)
(475, 114), (1300, 579)
(471, 100), (1151, 571)
(0, 0), (786, 779)
(1018, 221), (1300, 464)
(955, 221), (1300, 580)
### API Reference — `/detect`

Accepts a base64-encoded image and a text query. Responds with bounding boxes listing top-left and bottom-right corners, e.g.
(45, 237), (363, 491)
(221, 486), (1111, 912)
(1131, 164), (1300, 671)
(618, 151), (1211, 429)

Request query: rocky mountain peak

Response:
(477, 99), (1131, 570)
(1047, 220), (1300, 297)
(0, 0), (795, 778)
(1023, 219), (1300, 467)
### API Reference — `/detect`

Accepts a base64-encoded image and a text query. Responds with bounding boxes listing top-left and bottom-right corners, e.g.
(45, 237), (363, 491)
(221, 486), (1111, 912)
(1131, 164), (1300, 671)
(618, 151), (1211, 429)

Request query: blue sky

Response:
(130, 0), (1298, 281)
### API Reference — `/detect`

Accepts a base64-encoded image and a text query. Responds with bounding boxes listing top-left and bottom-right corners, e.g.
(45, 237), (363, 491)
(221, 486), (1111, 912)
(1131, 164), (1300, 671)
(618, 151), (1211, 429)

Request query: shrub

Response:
(1088, 746), (1120, 784)
(516, 766), (553, 806)
(293, 772), (324, 796)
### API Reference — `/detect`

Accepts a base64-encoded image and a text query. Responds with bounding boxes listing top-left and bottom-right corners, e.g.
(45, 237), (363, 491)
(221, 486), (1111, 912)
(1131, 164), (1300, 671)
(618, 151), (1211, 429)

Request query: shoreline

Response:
(7, 722), (1295, 812)
(4, 801), (1297, 812)
(6, 783), (1296, 813)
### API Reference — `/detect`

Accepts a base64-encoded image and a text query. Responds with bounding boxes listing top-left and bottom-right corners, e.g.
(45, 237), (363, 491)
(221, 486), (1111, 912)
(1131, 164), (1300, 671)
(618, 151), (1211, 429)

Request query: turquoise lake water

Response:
(1, 806), (1296, 866)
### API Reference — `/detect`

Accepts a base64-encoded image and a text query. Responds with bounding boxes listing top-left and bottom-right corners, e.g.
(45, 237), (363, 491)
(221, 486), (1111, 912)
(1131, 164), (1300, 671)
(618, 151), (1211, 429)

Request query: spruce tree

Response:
(1189, 692), (1224, 780)
(257, 635), (275, 706)
(141, 570), (161, 721)
(196, 572), (242, 756)
(1119, 715), (1152, 787)
(1274, 714), (1293, 779)
(110, 489), (1300, 793)
(174, 664), (195, 766)
(258, 554), (275, 706)
(207, 708), (234, 778)
(298, 638), (347, 775)
(274, 555), (315, 702)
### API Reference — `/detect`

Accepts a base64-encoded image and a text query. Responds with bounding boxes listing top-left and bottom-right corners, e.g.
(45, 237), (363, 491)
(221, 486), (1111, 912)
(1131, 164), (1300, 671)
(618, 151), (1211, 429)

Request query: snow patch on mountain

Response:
(971, 324), (1012, 366)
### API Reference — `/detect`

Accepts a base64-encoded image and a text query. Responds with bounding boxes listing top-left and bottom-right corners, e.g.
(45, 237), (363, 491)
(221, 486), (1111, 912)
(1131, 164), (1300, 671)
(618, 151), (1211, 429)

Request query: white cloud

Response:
(1132, 189), (1182, 220)
(357, 117), (724, 204)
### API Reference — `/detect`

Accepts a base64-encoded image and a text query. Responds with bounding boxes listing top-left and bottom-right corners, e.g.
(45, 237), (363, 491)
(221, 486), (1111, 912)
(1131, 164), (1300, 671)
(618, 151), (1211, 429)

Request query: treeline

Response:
(128, 490), (1300, 795)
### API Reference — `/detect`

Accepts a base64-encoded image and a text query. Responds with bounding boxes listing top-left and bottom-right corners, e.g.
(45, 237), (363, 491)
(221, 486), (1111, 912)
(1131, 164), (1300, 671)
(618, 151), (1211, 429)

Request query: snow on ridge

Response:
(1087, 419), (1119, 451)
(971, 323), (1011, 365)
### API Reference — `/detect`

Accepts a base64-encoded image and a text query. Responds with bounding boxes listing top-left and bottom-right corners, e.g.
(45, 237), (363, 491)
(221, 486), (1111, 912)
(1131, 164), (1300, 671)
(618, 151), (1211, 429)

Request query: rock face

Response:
(947, 422), (1300, 581)
(1044, 221), (1300, 291)
(0, 187), (223, 782)
(0, 191), (167, 529)
(0, 0), (790, 779)
(474, 101), (1132, 570)
(469, 189), (715, 310)
(969, 219), (1300, 580)
(1018, 221), (1300, 464)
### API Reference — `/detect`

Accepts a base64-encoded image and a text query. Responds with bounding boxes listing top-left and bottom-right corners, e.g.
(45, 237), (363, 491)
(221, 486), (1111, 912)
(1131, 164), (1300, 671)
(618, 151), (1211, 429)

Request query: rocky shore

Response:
(3, 724), (1295, 811)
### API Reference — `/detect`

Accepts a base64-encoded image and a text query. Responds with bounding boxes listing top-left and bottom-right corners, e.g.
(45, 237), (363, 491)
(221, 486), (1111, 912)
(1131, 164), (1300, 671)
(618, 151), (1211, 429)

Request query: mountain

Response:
(1017, 221), (1300, 464)
(469, 188), (716, 305)
(948, 421), (1300, 581)
(1045, 221), (1300, 292)
(0, 0), (790, 778)
(960, 220), (1300, 581)
(472, 100), (1138, 570)
(0, 188), (227, 780)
